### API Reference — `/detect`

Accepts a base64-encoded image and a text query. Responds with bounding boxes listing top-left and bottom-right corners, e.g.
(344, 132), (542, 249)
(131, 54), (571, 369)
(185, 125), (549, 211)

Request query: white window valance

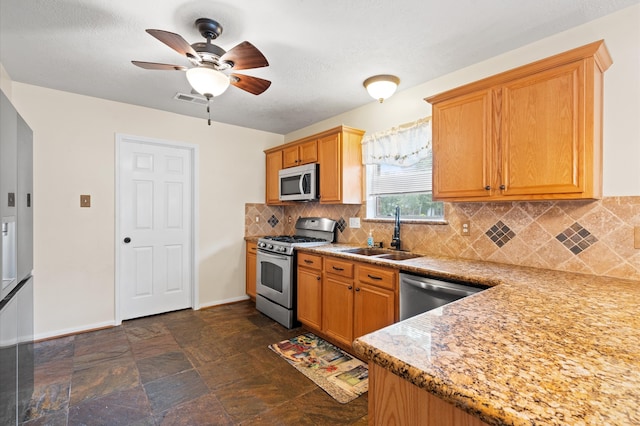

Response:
(362, 116), (432, 166)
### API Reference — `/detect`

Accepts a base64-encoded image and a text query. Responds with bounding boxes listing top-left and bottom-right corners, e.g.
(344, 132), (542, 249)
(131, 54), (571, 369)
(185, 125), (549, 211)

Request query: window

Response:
(362, 118), (444, 220)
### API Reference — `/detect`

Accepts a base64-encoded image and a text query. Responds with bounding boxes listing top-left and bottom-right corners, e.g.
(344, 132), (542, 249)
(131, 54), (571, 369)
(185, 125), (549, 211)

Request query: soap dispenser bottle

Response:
(367, 230), (374, 248)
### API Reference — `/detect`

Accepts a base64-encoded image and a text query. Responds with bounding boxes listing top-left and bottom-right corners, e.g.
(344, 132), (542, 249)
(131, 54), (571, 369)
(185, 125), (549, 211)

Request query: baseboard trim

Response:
(198, 295), (250, 310)
(34, 320), (117, 342)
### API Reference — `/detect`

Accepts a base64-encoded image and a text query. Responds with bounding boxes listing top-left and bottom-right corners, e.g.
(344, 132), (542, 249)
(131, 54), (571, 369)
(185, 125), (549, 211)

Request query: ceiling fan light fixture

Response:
(363, 74), (400, 103)
(186, 66), (230, 98)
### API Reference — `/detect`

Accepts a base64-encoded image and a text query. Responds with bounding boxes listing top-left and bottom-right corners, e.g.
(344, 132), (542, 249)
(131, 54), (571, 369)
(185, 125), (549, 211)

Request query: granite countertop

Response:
(298, 244), (640, 425)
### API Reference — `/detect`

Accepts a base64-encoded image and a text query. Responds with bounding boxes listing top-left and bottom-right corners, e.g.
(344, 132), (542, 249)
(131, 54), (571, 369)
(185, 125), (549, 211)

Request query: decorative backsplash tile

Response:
(268, 215), (279, 227)
(245, 197), (640, 282)
(336, 217), (347, 233)
(556, 222), (598, 255)
(485, 221), (516, 248)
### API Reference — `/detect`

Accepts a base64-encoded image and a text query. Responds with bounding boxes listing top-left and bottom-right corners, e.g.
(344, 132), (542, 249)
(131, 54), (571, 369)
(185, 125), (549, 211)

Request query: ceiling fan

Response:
(132, 17), (271, 124)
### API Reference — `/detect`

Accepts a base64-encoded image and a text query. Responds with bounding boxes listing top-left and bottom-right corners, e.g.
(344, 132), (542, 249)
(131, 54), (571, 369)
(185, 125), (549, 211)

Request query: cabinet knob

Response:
(484, 185), (491, 191)
(316, 276), (321, 281)
(348, 285), (353, 290)
(500, 184), (506, 190)
(355, 287), (360, 292)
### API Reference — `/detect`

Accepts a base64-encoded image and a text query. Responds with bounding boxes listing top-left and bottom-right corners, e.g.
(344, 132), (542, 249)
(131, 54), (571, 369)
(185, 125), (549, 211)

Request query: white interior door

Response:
(117, 136), (194, 321)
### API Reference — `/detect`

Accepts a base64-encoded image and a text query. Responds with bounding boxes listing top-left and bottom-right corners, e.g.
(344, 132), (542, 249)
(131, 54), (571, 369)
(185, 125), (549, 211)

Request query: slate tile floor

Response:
(23, 300), (368, 425)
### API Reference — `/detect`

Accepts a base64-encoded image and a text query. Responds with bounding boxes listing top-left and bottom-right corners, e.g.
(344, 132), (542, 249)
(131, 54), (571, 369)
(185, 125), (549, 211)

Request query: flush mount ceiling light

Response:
(363, 74), (400, 103)
(185, 66), (230, 98)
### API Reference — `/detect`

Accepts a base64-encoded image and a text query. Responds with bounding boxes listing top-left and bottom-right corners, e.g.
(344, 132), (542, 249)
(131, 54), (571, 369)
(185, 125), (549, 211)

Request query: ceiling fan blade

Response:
(146, 29), (200, 62)
(230, 73), (271, 95)
(221, 41), (269, 70)
(132, 61), (187, 71)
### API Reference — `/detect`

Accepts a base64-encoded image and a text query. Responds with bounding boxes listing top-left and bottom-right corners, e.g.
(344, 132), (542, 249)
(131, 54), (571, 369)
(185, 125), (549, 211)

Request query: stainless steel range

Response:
(256, 217), (336, 328)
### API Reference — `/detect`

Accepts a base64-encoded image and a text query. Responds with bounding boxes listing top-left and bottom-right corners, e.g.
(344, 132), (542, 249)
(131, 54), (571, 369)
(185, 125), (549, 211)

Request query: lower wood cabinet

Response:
(245, 241), (257, 299)
(297, 253), (397, 349)
(354, 265), (396, 340)
(322, 257), (356, 347)
(369, 363), (490, 426)
(297, 252), (323, 329)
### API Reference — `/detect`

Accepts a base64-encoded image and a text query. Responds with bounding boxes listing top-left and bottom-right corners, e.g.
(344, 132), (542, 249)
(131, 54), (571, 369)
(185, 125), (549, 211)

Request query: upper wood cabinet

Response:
(317, 126), (365, 204)
(426, 40), (612, 202)
(265, 150), (284, 205)
(283, 140), (317, 168)
(264, 125), (365, 205)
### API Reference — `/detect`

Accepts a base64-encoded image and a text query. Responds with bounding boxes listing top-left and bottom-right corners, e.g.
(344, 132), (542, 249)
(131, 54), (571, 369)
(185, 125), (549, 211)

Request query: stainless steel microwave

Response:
(278, 163), (319, 201)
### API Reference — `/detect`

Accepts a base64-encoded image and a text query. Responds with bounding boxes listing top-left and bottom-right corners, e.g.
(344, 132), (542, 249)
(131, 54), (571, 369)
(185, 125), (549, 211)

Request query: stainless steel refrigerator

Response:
(1, 90), (34, 425)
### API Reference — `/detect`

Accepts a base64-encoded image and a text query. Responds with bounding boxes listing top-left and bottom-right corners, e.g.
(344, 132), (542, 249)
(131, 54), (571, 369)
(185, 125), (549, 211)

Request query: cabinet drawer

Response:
(357, 265), (396, 290)
(324, 257), (354, 278)
(298, 252), (322, 270)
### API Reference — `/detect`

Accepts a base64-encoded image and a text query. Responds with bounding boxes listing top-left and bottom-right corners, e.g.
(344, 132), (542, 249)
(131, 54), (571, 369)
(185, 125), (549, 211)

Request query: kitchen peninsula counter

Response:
(297, 244), (640, 425)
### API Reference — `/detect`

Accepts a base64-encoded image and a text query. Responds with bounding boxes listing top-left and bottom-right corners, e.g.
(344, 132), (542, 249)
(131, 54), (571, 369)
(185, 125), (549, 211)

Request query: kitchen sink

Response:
(377, 252), (422, 261)
(340, 248), (423, 261)
(340, 248), (389, 256)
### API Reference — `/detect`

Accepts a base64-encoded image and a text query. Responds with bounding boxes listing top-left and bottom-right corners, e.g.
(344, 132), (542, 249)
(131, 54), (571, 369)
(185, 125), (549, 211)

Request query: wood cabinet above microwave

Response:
(264, 125), (365, 205)
(283, 140), (317, 168)
(425, 40), (612, 202)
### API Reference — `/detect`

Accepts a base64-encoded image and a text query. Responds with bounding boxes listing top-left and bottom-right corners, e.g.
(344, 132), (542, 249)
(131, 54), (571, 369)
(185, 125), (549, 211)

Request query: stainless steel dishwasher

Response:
(399, 272), (488, 320)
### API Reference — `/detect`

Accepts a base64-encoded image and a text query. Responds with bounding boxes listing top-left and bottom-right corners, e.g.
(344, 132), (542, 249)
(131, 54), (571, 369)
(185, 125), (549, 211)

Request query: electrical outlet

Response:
(255, 216), (260, 223)
(461, 221), (470, 236)
(288, 216), (292, 223)
(80, 194), (91, 207)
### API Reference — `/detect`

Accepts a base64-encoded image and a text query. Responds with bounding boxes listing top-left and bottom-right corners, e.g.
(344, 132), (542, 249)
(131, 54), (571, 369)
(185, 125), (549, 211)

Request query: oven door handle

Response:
(257, 249), (290, 262)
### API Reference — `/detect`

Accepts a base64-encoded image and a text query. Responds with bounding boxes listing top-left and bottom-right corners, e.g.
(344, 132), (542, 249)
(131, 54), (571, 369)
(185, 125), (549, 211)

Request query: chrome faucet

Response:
(390, 206), (401, 250)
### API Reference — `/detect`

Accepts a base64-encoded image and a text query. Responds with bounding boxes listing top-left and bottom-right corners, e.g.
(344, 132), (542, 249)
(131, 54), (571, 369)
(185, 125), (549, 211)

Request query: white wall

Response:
(8, 83), (283, 339)
(286, 4), (640, 196)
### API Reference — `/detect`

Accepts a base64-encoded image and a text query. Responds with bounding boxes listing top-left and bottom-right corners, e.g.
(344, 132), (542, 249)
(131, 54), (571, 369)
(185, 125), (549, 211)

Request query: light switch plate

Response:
(80, 194), (91, 207)
(349, 217), (361, 228)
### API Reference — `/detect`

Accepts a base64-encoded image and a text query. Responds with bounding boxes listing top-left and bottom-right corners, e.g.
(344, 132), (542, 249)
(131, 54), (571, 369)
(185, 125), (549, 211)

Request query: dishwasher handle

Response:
(401, 276), (482, 298)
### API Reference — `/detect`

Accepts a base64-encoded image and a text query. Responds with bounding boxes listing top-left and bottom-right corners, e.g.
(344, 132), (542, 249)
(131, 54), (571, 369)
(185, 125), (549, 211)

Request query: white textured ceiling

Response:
(1, 0), (638, 134)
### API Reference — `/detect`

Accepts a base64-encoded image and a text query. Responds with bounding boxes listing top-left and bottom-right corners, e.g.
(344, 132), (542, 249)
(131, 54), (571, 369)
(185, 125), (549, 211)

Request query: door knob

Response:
(124, 237), (131, 244)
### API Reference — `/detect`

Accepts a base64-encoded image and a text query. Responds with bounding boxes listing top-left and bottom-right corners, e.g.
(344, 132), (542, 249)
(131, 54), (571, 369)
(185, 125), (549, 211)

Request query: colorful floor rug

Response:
(269, 332), (368, 404)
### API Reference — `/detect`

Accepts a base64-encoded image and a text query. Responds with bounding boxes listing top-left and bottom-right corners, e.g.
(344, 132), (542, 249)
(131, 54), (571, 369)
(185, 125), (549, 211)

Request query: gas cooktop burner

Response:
(264, 236), (328, 243)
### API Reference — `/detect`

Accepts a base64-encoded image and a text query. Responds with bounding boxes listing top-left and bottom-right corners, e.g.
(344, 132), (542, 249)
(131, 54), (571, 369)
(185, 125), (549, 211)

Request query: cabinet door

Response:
(282, 145), (300, 168)
(265, 150), (283, 204)
(318, 132), (341, 203)
(322, 275), (354, 347)
(432, 89), (493, 200)
(297, 266), (322, 330)
(245, 242), (257, 299)
(501, 61), (585, 197)
(353, 283), (395, 339)
(298, 140), (318, 165)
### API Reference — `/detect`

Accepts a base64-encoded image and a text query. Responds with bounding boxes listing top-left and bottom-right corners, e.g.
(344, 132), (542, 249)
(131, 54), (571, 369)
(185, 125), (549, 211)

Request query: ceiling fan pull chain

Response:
(207, 96), (212, 126)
